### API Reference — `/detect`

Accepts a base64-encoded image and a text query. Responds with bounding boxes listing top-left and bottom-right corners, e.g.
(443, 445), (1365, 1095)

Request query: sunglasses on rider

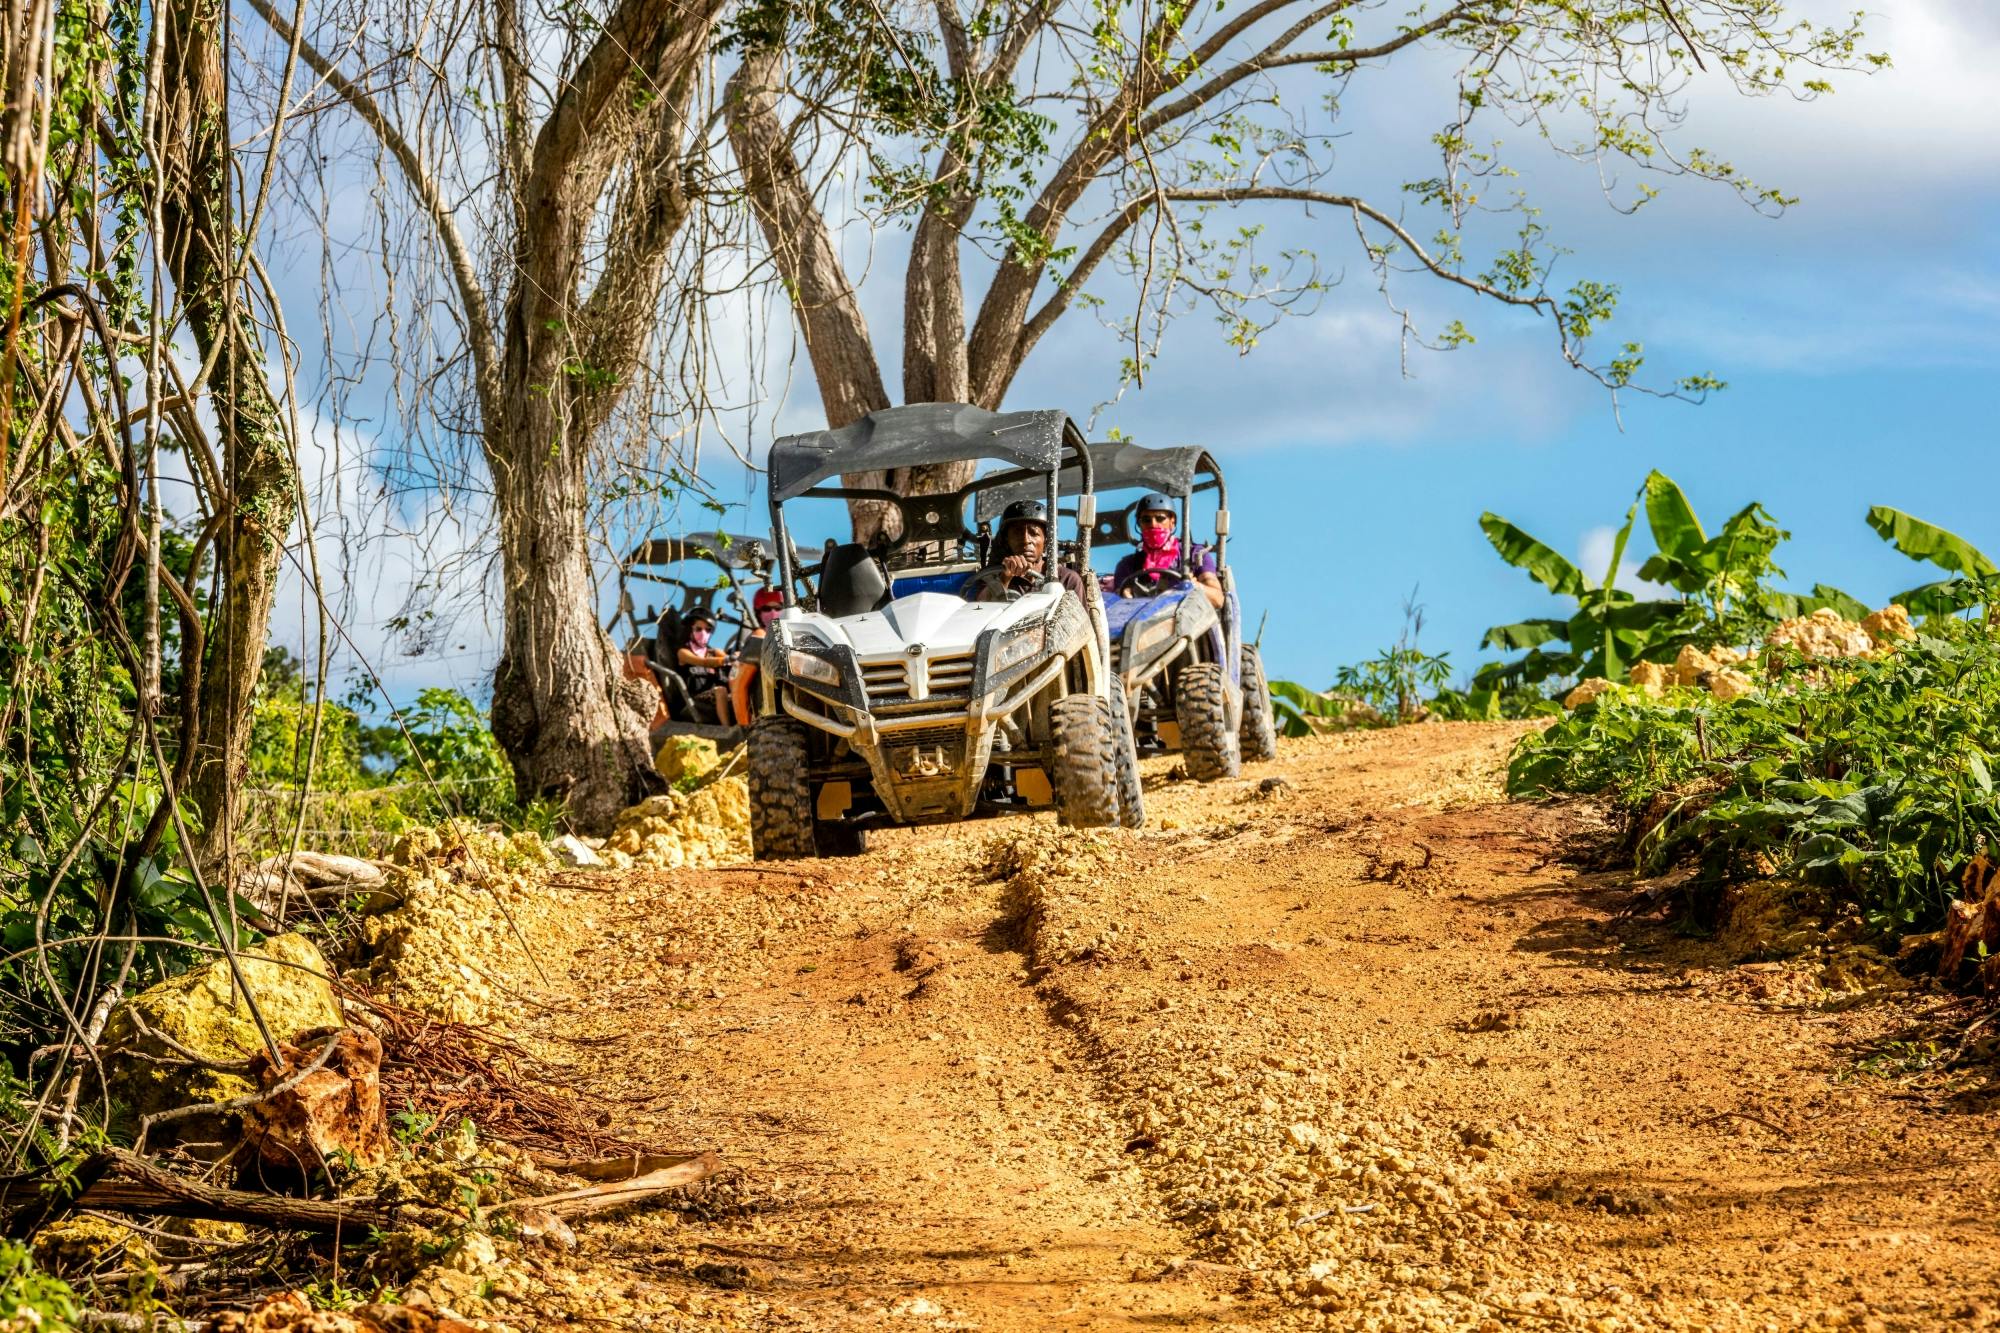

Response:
(1137, 511), (1175, 526)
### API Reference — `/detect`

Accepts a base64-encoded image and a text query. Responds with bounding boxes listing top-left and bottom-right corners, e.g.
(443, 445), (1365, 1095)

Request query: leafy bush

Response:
(1509, 619), (2000, 937)
(0, 1239), (82, 1330)
(240, 675), (527, 856)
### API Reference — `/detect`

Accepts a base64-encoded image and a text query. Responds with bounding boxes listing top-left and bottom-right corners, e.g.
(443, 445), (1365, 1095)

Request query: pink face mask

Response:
(689, 628), (712, 650)
(1140, 522), (1176, 553)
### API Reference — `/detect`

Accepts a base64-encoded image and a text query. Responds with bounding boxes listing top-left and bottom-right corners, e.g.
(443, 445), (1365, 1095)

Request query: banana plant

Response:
(1866, 507), (2000, 618)
(1477, 472), (1863, 692)
(1475, 486), (1694, 690)
(1635, 472), (1865, 633)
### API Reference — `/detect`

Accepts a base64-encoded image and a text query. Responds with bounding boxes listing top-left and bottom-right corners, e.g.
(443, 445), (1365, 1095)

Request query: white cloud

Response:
(1577, 525), (1667, 595)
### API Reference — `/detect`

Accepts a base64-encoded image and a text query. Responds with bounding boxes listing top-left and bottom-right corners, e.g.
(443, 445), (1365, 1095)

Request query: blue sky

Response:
(269, 0), (2000, 701)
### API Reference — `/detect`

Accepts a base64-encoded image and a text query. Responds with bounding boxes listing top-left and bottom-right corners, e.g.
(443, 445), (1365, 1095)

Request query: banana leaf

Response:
(1867, 506), (1996, 578)
(1480, 513), (1591, 598)
(1643, 470), (1706, 562)
(1481, 619), (1568, 651)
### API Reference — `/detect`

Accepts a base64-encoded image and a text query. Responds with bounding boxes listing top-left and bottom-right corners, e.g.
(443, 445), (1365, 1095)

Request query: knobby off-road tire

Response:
(1049, 691), (1121, 829)
(748, 719), (817, 859)
(1109, 679), (1146, 829)
(1238, 644), (1279, 763)
(1175, 662), (1241, 781)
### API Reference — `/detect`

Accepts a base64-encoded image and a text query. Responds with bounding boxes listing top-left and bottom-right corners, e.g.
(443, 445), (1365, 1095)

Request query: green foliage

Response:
(0, 1239), (83, 1330)
(241, 681), (522, 856)
(1866, 507), (2000, 618)
(1334, 643), (1454, 725)
(1476, 471), (1865, 692)
(1509, 620), (2000, 937)
(1268, 679), (1353, 737)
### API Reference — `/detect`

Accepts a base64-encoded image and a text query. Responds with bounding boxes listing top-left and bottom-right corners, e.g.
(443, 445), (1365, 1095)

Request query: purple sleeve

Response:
(1195, 545), (1219, 575)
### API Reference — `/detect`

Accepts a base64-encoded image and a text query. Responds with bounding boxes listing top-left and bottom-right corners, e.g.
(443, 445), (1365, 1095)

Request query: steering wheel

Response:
(967, 565), (1041, 602)
(1119, 568), (1184, 598)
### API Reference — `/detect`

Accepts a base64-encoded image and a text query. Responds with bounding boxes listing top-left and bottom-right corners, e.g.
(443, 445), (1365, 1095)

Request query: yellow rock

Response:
(102, 934), (342, 1126)
(1562, 678), (1616, 710)
(1707, 668), (1758, 702)
(1860, 604), (1915, 647)
(1767, 607), (1874, 660)
(1628, 661), (1669, 697)
(655, 735), (722, 786)
(1669, 644), (1721, 688)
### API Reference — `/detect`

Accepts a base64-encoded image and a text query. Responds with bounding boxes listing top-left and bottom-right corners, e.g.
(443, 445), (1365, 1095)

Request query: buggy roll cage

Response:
(612, 530), (775, 644)
(975, 441), (1230, 580)
(766, 403), (1098, 597)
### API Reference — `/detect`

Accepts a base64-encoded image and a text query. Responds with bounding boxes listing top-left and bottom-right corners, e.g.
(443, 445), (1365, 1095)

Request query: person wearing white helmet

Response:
(1110, 492), (1223, 609)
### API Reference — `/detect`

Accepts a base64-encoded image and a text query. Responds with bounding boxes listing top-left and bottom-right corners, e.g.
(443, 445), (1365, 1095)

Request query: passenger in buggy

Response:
(1108, 491), (1224, 609)
(676, 613), (733, 724)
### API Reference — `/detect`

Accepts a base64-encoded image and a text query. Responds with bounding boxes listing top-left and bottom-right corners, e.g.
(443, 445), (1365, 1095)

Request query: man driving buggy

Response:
(964, 498), (1091, 603)
(1109, 492), (1225, 610)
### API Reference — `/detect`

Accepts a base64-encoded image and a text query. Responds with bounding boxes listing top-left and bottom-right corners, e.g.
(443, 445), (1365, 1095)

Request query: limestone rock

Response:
(603, 776), (751, 870)
(1628, 661), (1669, 697)
(549, 834), (602, 868)
(655, 735), (722, 786)
(1860, 603), (1916, 646)
(1561, 678), (1615, 710)
(102, 934), (343, 1130)
(199, 1292), (498, 1332)
(1767, 607), (1874, 660)
(1708, 668), (1758, 701)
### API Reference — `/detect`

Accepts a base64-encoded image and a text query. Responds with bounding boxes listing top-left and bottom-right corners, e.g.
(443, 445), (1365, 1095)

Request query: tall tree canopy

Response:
(728, 0), (1880, 535)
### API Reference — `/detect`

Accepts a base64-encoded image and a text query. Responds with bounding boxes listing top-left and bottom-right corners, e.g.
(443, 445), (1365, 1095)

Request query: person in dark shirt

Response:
(965, 499), (1090, 602)
(1108, 492), (1224, 609)
(677, 613), (732, 723)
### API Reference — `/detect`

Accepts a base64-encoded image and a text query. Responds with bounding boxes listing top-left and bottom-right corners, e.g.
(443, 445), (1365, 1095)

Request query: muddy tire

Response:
(1049, 691), (1121, 829)
(1175, 662), (1241, 782)
(1109, 679), (1146, 829)
(749, 719), (817, 859)
(1238, 644), (1278, 762)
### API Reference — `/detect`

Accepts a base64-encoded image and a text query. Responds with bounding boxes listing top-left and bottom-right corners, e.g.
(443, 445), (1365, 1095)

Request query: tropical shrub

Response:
(1510, 618), (2000, 938)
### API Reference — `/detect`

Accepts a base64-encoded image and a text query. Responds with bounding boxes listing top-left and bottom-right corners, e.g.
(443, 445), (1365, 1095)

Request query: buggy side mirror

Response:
(1214, 508), (1230, 536)
(1075, 495), (1096, 530)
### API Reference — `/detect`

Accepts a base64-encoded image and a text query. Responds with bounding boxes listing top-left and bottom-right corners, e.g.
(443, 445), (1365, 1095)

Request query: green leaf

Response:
(1866, 506), (1996, 578)
(1807, 584), (1870, 621)
(1643, 471), (1705, 561)
(1894, 579), (1986, 618)
(1599, 501), (1640, 681)
(1479, 513), (1591, 598)
(1481, 619), (1568, 651)
(1969, 751), (1992, 795)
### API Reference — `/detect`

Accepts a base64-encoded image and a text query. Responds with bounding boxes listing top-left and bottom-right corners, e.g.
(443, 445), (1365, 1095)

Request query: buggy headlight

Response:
(787, 649), (841, 685)
(993, 624), (1046, 672)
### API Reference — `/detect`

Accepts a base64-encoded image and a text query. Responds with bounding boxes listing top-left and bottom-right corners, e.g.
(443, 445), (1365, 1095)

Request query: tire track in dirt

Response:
(510, 725), (2000, 1332)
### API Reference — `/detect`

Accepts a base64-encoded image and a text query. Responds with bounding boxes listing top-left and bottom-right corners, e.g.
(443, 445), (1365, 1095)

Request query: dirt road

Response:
(507, 724), (2000, 1331)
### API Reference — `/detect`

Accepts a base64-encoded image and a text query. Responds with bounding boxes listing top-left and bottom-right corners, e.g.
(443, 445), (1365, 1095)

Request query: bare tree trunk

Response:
(486, 398), (655, 832)
(155, 0), (296, 866)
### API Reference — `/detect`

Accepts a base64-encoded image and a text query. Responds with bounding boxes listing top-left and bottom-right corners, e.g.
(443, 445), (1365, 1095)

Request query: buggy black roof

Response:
(975, 442), (1220, 523)
(624, 531), (773, 570)
(769, 403), (1084, 502)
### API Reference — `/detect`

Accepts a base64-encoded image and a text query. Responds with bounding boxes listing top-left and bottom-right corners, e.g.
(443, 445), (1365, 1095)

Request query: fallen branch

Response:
(496, 1150), (725, 1219)
(42, 1149), (389, 1234)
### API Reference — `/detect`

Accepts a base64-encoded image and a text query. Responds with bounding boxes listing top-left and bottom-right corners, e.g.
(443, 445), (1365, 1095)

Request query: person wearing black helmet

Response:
(965, 498), (1090, 602)
(1110, 492), (1224, 609)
